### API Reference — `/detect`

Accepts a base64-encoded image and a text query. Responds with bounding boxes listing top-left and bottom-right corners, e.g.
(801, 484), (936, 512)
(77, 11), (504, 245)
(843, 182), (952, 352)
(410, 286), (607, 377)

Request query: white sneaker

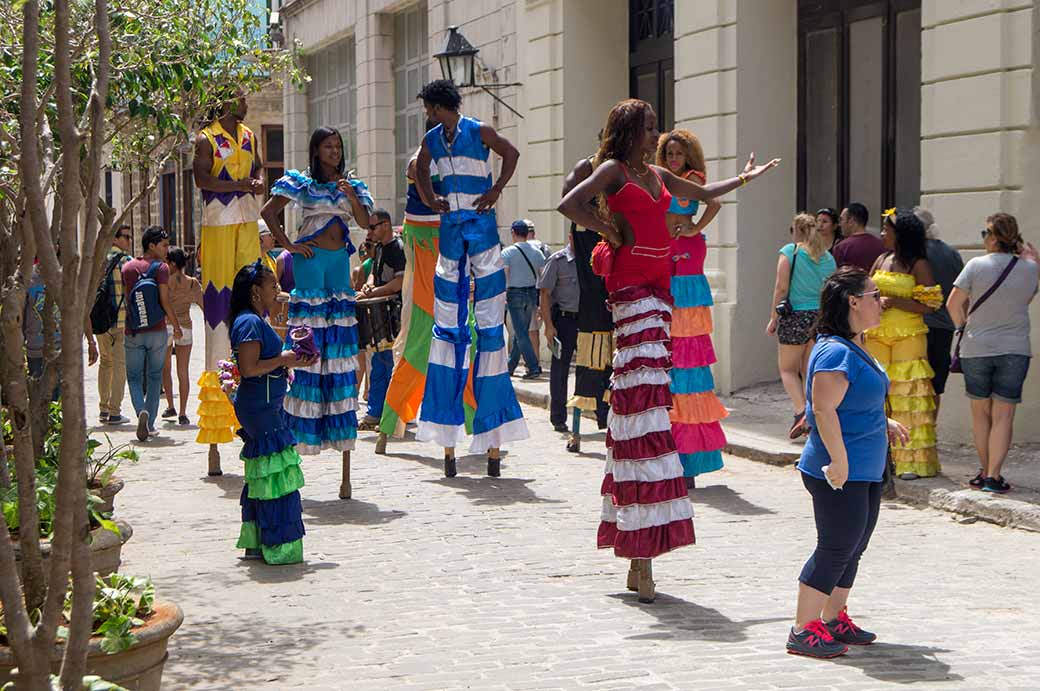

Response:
(136, 411), (150, 441)
(147, 428), (159, 438)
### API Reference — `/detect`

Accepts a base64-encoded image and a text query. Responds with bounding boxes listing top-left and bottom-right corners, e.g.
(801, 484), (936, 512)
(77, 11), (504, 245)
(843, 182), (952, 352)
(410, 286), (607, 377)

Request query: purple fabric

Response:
(278, 250), (295, 292)
(203, 284), (232, 329)
(290, 326), (318, 358)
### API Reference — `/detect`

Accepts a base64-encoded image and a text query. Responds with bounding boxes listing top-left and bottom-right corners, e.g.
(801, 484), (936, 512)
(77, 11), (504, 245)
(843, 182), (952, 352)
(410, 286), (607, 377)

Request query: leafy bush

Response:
(2, 675), (128, 691)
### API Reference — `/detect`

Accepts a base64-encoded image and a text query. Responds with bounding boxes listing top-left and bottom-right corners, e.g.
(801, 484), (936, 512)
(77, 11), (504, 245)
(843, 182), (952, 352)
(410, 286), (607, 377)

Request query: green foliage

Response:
(2, 674), (129, 691)
(0, 473), (55, 536)
(69, 573), (155, 654)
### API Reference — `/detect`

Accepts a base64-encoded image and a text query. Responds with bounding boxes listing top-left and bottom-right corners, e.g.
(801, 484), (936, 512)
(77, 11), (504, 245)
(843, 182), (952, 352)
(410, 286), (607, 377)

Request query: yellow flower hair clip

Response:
(882, 207), (897, 222)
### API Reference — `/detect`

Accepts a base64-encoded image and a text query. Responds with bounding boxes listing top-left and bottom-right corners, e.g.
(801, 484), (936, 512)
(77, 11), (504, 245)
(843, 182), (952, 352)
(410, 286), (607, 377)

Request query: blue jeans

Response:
(367, 349), (393, 419)
(125, 329), (168, 427)
(507, 287), (540, 374)
(961, 354), (1031, 404)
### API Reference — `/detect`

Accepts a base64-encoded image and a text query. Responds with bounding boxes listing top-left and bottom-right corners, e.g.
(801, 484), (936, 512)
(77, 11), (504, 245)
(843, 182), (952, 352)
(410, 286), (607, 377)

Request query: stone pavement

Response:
(513, 376), (1040, 533)
(87, 310), (1040, 690)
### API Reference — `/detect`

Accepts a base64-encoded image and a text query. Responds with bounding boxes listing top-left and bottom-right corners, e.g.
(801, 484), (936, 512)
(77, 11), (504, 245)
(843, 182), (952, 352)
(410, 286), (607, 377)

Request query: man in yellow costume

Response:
(193, 92), (265, 475)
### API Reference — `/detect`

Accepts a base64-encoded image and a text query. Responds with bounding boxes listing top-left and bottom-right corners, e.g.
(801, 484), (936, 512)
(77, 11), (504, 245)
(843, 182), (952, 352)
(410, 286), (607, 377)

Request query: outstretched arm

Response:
(659, 152), (780, 202)
(476, 124), (520, 212)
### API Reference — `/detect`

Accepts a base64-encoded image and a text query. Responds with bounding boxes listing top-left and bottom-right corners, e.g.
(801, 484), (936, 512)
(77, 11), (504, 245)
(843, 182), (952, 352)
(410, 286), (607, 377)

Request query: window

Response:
(629, 0), (674, 131)
(181, 169), (196, 264)
(262, 125), (286, 228)
(307, 37), (357, 173)
(798, 0), (921, 222)
(394, 4), (429, 220)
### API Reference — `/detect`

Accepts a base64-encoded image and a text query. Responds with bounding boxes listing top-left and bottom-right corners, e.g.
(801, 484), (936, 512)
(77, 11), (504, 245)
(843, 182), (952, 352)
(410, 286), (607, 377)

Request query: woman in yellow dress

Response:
(867, 208), (944, 479)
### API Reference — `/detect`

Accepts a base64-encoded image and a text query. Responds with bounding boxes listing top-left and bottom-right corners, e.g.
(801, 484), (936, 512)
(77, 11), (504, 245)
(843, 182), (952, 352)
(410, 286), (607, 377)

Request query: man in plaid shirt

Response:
(94, 224), (133, 424)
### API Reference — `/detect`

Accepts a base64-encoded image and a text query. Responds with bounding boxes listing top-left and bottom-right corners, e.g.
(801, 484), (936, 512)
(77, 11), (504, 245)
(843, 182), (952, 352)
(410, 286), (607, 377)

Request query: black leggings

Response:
(799, 473), (882, 595)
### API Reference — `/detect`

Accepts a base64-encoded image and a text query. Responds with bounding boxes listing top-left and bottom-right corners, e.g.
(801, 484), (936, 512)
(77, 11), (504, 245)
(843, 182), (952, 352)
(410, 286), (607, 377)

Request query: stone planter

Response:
(13, 519), (133, 581)
(0, 600), (184, 691)
(91, 477), (125, 515)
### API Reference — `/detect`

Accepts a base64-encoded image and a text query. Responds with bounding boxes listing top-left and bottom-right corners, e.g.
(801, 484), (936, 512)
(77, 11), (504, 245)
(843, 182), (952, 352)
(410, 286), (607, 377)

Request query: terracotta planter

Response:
(0, 600), (184, 691)
(13, 520), (133, 581)
(91, 477), (125, 515)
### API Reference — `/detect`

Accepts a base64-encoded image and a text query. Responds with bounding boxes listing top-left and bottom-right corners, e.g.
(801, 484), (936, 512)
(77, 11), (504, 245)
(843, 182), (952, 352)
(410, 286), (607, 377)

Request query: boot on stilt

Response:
(339, 450), (352, 499)
(443, 448), (457, 478)
(638, 559), (656, 604)
(207, 444), (222, 477)
(487, 448), (501, 477)
(374, 432), (388, 455)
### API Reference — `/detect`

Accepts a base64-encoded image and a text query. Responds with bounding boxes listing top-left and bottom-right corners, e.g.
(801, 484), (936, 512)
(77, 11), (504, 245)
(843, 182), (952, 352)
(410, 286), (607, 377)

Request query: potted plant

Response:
(86, 440), (137, 516)
(4, 675), (129, 691)
(0, 575), (183, 691)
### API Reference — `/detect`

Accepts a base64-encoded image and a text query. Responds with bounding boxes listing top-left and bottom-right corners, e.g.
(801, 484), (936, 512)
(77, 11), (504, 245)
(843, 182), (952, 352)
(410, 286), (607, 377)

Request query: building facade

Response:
(280, 0), (1040, 443)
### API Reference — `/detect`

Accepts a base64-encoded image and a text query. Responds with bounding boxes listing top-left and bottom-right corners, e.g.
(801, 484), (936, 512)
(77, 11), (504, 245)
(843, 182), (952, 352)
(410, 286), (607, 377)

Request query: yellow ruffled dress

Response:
(866, 271), (944, 477)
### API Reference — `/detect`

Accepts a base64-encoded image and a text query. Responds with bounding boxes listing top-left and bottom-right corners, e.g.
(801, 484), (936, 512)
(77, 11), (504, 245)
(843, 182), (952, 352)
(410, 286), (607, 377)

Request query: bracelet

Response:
(738, 173), (748, 186)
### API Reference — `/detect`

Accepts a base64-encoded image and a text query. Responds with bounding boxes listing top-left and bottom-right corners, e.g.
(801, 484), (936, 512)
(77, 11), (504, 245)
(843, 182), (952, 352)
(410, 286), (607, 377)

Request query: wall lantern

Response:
(434, 26), (523, 118)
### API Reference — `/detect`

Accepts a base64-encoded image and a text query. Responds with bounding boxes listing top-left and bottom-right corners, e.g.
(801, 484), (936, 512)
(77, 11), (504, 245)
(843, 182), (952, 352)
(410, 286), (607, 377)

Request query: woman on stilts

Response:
(558, 98), (779, 603)
(261, 126), (374, 500)
(229, 261), (314, 564)
(657, 129), (728, 488)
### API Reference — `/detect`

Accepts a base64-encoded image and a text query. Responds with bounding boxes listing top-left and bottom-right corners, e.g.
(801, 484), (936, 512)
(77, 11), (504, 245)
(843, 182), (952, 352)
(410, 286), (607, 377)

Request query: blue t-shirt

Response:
(779, 244), (836, 311)
(502, 241), (547, 288)
(797, 337), (890, 483)
(230, 312), (284, 382)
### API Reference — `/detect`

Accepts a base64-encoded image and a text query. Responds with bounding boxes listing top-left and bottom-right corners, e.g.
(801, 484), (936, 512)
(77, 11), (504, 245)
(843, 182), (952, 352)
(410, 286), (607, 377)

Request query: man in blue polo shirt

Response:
(502, 219), (547, 379)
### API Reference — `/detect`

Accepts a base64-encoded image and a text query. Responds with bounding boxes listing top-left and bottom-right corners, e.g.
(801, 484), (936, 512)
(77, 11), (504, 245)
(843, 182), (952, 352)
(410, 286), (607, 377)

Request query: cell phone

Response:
(550, 337), (562, 359)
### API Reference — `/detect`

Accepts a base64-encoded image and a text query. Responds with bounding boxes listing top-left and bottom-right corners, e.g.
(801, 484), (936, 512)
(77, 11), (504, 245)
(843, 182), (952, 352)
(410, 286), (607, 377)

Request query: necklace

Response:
(628, 159), (649, 176)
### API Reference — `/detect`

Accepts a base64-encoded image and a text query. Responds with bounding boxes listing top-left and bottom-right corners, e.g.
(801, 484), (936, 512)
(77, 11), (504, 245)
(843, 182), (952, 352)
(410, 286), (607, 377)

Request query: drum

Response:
(355, 295), (401, 351)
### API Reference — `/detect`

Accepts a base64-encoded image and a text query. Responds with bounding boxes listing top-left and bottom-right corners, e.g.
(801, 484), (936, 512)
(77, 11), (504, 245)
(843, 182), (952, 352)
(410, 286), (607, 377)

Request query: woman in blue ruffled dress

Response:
(229, 261), (316, 564)
(260, 127), (373, 500)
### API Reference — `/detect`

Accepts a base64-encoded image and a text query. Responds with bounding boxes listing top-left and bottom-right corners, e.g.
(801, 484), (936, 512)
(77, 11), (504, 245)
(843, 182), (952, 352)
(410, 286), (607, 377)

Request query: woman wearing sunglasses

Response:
(947, 213), (1039, 493)
(866, 209), (944, 480)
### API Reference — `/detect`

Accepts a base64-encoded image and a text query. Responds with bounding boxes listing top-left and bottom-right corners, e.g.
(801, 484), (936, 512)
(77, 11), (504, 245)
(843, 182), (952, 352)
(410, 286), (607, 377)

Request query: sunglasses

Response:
(855, 289), (882, 302)
(980, 228), (991, 239)
(368, 221), (388, 231)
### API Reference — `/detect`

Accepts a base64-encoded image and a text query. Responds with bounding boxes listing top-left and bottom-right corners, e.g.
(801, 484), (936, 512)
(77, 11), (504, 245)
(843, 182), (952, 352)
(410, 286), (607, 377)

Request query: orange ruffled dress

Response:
(866, 270), (944, 477)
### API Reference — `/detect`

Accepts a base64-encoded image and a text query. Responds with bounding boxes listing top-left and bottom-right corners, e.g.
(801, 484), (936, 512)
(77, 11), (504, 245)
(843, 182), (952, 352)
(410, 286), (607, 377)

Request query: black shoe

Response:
(106, 414), (130, 425)
(162, 407), (177, 418)
(825, 610), (877, 646)
(522, 370), (543, 380)
(553, 423), (568, 433)
(444, 456), (457, 478)
(786, 620), (848, 658)
(982, 476), (1011, 494)
(969, 471), (985, 489)
(487, 458), (501, 477)
(243, 548), (263, 560)
(178, 415), (190, 425)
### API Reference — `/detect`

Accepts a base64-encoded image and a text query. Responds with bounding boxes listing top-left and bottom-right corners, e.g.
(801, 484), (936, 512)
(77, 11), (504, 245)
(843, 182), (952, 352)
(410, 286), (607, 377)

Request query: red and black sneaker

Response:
(825, 609), (877, 645)
(786, 619), (848, 658)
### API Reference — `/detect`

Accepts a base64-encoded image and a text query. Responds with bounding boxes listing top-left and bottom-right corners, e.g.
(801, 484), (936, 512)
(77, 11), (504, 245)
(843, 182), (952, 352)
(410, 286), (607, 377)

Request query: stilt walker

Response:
(561, 156), (613, 454)
(260, 126), (373, 500)
(558, 98), (779, 603)
(413, 80), (528, 477)
(375, 140), (444, 453)
(192, 94), (265, 476)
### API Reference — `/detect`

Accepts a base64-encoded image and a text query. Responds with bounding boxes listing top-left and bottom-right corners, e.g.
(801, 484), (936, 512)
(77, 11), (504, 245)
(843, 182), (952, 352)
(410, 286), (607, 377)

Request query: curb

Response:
(516, 381), (1040, 533)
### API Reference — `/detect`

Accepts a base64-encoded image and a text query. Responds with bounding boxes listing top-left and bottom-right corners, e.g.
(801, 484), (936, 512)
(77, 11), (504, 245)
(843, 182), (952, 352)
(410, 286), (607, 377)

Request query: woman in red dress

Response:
(558, 99), (779, 603)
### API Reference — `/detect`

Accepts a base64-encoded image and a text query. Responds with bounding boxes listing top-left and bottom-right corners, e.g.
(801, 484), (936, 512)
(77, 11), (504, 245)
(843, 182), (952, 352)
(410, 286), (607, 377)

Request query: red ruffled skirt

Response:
(597, 283), (695, 559)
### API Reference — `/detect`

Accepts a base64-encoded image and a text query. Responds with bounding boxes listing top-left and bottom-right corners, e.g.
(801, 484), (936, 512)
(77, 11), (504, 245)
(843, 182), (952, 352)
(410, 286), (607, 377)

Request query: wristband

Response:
(738, 173), (748, 186)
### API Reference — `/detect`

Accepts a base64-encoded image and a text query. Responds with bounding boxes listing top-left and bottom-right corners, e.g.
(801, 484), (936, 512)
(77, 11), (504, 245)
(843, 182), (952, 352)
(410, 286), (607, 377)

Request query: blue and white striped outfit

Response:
(271, 169), (374, 454)
(417, 116), (529, 452)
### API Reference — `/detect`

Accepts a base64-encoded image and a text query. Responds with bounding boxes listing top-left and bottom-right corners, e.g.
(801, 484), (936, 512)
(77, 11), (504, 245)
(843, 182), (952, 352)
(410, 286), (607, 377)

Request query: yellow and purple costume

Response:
(866, 270), (944, 477)
(196, 120), (262, 445)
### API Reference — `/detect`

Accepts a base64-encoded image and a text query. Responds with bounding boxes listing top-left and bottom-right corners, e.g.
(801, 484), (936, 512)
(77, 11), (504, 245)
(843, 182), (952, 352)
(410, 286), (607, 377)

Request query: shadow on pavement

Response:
(236, 558), (341, 582)
(301, 498), (406, 526)
(202, 472), (244, 500)
(690, 484), (776, 516)
(426, 475), (564, 507)
(165, 614), (357, 688)
(609, 592), (786, 643)
(831, 642), (963, 683)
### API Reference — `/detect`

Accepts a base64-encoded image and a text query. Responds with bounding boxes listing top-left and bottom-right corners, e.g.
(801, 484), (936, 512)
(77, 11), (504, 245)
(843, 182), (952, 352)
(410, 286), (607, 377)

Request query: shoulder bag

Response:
(950, 257), (1019, 373)
(775, 246), (800, 317)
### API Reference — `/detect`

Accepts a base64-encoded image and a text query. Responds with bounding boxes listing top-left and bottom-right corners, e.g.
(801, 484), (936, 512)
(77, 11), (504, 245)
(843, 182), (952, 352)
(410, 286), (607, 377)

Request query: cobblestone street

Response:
(90, 319), (1040, 691)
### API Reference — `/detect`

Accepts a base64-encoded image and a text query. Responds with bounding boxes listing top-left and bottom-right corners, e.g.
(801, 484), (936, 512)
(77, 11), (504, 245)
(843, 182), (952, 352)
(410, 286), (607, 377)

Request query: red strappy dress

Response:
(597, 164), (696, 559)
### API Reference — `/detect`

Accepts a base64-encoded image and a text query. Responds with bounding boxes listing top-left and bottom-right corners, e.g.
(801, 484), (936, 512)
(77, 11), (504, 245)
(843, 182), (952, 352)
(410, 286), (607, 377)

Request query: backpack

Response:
(125, 261), (165, 333)
(89, 252), (128, 334)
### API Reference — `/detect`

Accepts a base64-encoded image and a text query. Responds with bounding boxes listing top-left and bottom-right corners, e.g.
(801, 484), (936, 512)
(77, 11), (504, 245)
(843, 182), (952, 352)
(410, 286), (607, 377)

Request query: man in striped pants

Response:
(413, 79), (528, 478)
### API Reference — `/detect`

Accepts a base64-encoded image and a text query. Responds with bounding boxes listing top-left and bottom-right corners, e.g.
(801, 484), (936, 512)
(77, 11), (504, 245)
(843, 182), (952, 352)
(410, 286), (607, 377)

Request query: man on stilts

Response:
(414, 79), (528, 477)
(192, 91), (264, 476)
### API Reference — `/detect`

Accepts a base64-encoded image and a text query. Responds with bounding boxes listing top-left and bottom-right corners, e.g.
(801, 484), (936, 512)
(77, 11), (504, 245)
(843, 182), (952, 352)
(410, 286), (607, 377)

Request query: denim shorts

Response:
(960, 354), (1031, 404)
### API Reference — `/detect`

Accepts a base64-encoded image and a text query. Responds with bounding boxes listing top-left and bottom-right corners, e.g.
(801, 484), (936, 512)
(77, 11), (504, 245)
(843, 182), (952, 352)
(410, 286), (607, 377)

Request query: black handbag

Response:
(775, 246), (799, 317)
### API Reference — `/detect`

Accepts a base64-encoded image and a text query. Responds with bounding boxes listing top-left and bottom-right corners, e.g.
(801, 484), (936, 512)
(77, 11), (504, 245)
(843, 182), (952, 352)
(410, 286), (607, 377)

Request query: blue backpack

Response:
(126, 261), (165, 333)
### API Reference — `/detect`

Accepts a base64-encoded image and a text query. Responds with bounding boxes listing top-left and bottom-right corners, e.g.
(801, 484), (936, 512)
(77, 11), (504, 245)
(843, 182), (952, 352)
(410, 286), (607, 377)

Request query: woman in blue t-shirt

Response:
(767, 213), (837, 439)
(787, 267), (910, 659)
(228, 261), (316, 565)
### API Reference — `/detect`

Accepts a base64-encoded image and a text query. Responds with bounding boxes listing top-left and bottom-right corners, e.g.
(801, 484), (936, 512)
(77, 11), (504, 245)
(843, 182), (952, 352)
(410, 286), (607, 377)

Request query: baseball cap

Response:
(510, 219), (535, 235)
